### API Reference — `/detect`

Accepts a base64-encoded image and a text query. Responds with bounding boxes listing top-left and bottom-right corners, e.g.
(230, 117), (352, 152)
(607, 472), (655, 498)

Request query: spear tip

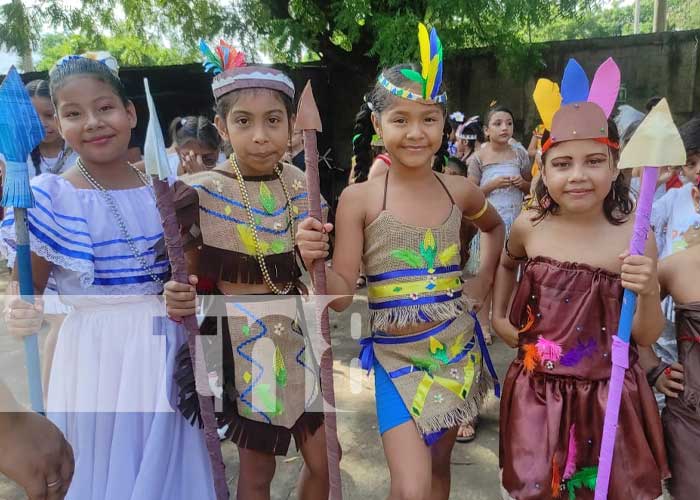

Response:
(295, 81), (322, 133)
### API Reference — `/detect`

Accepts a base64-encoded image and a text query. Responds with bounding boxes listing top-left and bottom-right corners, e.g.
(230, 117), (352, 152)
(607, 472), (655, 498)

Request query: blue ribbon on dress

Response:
(470, 311), (501, 397)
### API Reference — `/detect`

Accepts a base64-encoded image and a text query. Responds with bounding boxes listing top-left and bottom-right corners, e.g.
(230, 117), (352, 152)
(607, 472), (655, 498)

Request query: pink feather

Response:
(536, 335), (562, 363)
(587, 57), (620, 119)
(563, 424), (578, 479)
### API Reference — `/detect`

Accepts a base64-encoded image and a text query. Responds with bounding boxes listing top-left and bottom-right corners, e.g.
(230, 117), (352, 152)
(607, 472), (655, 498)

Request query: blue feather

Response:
(561, 59), (590, 105)
(429, 28), (439, 61)
(432, 38), (444, 99)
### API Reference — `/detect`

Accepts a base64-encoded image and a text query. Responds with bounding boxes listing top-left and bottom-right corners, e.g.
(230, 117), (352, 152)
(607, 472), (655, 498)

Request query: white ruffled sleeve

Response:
(0, 174), (95, 287)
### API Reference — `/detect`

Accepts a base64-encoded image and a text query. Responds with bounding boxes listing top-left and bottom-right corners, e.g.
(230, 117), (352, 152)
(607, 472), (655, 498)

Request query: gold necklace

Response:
(229, 153), (296, 295)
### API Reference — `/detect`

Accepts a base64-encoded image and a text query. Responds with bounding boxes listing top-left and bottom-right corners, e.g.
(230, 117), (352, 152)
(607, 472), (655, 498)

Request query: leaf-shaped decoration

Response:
(254, 384), (277, 413)
(400, 69), (425, 86)
(450, 333), (465, 358)
(273, 346), (287, 388)
(410, 355), (441, 375)
(259, 182), (277, 214)
(429, 336), (444, 354)
(270, 240), (286, 254)
(236, 224), (269, 254)
(390, 249), (425, 268)
(420, 229), (437, 270)
(432, 345), (450, 364)
(438, 243), (459, 266)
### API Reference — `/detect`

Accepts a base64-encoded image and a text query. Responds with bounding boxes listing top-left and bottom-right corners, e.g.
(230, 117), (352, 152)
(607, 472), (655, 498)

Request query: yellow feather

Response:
(438, 244), (459, 266)
(450, 333), (465, 358)
(236, 224), (269, 254)
(533, 79), (562, 131)
(418, 23), (431, 79)
(425, 56), (439, 100)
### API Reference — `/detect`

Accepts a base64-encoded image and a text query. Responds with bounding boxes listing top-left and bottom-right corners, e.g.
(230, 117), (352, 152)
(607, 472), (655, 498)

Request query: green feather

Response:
(400, 69), (425, 86)
(390, 249), (425, 268)
(410, 355), (441, 375)
(566, 466), (597, 500)
(273, 346), (287, 388)
(199, 40), (222, 72)
(259, 182), (277, 214)
(431, 345), (449, 364)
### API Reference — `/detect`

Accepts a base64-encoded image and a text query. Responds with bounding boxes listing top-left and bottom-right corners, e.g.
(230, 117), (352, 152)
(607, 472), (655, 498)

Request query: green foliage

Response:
(35, 32), (197, 70)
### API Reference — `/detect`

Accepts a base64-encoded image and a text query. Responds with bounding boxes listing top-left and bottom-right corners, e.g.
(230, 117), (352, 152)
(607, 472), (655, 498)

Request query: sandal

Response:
(456, 417), (478, 443)
(356, 275), (367, 289)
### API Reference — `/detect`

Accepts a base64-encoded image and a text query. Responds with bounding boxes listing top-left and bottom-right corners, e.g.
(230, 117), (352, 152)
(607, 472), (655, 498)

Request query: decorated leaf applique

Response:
(429, 337), (450, 364)
(410, 355), (441, 375)
(273, 345), (287, 388)
(566, 466), (597, 500)
(270, 240), (287, 254)
(390, 249), (424, 268)
(438, 244), (459, 266)
(254, 384), (284, 416)
(450, 333), (465, 358)
(419, 229), (437, 271)
(259, 182), (277, 214)
(237, 224), (269, 254)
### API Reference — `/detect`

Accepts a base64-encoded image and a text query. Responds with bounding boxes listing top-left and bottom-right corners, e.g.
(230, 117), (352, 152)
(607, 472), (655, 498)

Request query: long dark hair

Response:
(350, 63), (448, 182)
(26, 80), (52, 176)
(532, 119), (633, 225)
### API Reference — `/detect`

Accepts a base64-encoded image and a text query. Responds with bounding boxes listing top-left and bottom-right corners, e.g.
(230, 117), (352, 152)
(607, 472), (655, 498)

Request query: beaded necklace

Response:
(229, 153), (296, 295)
(76, 158), (164, 286)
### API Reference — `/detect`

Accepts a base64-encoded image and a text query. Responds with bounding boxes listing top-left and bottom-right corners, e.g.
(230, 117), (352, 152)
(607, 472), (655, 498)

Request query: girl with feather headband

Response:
(165, 40), (331, 499)
(297, 24), (504, 499)
(492, 58), (670, 500)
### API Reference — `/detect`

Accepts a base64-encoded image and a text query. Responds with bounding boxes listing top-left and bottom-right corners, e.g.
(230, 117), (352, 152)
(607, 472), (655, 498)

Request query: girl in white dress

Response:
(2, 52), (216, 500)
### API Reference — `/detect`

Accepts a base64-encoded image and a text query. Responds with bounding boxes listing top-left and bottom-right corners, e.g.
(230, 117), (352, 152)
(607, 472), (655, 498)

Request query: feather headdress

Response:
(378, 23), (446, 104)
(199, 39), (294, 100)
(534, 57), (621, 154)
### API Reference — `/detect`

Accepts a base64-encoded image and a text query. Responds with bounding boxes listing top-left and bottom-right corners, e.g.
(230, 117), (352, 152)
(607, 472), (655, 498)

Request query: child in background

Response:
(167, 115), (223, 176)
(493, 60), (668, 499)
(466, 105), (531, 342)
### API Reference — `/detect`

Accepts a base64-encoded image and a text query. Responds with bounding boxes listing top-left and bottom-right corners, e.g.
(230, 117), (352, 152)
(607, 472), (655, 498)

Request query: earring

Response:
(539, 187), (552, 210)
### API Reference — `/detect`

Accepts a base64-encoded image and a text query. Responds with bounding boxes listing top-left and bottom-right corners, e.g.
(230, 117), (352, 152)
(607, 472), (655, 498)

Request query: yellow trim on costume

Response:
(460, 351), (480, 398)
(411, 373), (434, 416)
(465, 200), (489, 221)
(368, 276), (463, 299)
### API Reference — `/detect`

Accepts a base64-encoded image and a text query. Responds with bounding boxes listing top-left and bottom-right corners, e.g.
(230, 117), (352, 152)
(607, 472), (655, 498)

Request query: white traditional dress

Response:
(0, 173), (215, 500)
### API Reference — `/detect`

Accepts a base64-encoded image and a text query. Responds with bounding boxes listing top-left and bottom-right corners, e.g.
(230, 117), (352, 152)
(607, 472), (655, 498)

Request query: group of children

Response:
(0, 23), (698, 500)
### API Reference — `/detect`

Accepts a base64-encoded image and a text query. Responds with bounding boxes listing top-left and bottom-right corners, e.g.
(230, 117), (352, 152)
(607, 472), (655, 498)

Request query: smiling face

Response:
(215, 89), (292, 175)
(53, 75), (136, 165)
(485, 111), (513, 145)
(542, 139), (618, 216)
(371, 94), (445, 171)
(31, 96), (61, 146)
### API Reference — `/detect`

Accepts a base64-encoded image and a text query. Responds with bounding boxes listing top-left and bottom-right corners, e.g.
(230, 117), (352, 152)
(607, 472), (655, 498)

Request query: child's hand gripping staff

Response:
(295, 81), (343, 500)
(143, 78), (229, 500)
(0, 67), (46, 414)
(595, 98), (687, 499)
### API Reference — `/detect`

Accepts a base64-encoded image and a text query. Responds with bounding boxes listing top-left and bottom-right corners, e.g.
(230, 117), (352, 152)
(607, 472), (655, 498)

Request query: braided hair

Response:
(350, 97), (374, 183)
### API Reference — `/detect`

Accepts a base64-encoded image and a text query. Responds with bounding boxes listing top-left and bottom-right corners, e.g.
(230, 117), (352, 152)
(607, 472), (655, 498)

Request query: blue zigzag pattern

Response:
(233, 303), (271, 423)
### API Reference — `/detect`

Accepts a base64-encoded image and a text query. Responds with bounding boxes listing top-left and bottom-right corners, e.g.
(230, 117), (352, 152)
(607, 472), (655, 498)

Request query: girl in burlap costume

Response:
(492, 59), (669, 499)
(297, 24), (505, 500)
(165, 40), (330, 499)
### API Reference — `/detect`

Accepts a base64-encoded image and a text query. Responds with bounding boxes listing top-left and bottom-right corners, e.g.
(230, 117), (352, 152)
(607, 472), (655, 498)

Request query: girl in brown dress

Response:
(492, 90), (669, 497)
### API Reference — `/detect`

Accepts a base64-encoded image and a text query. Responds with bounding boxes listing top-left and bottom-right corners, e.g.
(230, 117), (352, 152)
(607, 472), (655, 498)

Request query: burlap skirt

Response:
(360, 311), (498, 441)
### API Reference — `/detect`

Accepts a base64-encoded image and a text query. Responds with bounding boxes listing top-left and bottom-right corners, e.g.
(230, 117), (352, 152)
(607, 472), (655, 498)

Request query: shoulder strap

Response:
(434, 174), (456, 205)
(382, 171), (390, 210)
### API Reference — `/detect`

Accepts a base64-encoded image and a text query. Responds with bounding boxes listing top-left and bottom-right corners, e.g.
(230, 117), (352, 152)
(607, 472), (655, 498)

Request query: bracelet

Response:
(465, 199), (489, 221)
(646, 361), (670, 387)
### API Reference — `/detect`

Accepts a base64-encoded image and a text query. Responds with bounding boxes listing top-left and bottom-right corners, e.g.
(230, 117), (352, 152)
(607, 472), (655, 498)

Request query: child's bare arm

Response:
(627, 234), (664, 347)
(297, 184), (365, 311)
(491, 214), (529, 347)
